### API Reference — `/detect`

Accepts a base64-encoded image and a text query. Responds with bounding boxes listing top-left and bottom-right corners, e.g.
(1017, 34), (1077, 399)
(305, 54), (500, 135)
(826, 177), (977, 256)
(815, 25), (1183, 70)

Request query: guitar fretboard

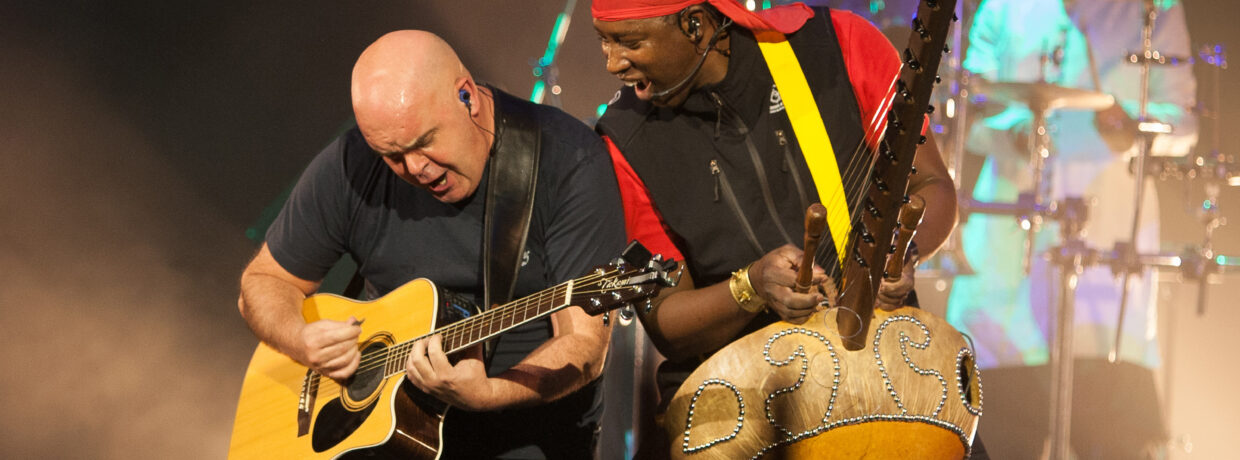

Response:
(378, 280), (573, 377)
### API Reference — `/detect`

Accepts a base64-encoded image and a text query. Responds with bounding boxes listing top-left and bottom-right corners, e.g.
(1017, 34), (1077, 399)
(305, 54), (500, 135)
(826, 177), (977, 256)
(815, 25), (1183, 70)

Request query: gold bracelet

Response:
(729, 263), (766, 313)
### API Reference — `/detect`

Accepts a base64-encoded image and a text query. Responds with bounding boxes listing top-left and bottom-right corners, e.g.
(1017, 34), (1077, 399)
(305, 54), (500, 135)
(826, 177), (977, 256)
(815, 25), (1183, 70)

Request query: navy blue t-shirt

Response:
(265, 91), (626, 457)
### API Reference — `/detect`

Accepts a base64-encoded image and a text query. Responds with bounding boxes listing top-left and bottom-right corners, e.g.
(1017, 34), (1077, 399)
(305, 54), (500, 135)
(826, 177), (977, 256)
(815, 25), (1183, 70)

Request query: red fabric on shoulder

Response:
(831, 9), (901, 149)
(603, 135), (685, 263)
(832, 10), (931, 145)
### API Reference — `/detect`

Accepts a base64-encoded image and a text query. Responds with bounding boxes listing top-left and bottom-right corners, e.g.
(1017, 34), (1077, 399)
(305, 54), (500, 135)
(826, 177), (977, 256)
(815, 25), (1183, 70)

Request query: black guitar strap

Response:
(479, 90), (541, 363)
(482, 89), (541, 311)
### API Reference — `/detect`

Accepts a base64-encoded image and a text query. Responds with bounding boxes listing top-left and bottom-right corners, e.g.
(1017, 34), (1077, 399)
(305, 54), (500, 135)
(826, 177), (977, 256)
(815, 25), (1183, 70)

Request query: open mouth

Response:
(625, 78), (654, 100)
(424, 173), (448, 193)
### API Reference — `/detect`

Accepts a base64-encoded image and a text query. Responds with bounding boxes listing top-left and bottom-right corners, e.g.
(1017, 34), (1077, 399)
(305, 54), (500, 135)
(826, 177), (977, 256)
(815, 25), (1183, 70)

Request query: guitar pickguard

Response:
(312, 394), (379, 453)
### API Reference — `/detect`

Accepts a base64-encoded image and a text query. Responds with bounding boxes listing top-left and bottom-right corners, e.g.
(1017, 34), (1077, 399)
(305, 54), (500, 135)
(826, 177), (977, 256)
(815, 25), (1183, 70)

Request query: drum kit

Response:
(917, 2), (1238, 459)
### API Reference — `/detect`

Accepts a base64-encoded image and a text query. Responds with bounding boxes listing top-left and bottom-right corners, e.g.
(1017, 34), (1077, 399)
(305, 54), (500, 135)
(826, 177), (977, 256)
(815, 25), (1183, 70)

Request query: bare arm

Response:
(636, 245), (828, 361)
(405, 287), (614, 412)
(873, 131), (958, 310)
(493, 304), (613, 405)
(238, 243), (362, 381)
(906, 130), (958, 261)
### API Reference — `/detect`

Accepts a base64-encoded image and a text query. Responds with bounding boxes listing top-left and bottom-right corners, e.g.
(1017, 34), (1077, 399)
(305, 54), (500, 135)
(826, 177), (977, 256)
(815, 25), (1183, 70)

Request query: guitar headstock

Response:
(573, 241), (681, 317)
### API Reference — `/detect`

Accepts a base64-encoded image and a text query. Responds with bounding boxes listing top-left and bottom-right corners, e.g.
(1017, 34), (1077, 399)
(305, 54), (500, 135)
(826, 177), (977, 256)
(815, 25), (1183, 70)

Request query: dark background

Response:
(1, 1), (1235, 458)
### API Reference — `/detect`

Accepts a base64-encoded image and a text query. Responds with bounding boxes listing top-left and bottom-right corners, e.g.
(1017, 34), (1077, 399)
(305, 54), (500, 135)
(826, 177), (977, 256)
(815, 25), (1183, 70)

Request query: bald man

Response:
(238, 30), (625, 458)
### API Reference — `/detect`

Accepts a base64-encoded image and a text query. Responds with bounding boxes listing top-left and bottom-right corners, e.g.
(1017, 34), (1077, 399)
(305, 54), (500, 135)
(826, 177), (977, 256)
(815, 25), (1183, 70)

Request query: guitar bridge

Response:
(297, 369), (319, 437)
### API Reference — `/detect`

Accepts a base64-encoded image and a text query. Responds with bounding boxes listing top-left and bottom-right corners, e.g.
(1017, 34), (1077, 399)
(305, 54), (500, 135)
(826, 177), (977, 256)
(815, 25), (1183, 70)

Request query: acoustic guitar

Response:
(663, 1), (981, 458)
(229, 242), (679, 459)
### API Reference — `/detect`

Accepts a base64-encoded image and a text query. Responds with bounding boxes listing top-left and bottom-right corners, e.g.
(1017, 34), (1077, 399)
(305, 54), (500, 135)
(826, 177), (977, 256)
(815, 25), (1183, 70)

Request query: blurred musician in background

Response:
(950, 0), (1197, 458)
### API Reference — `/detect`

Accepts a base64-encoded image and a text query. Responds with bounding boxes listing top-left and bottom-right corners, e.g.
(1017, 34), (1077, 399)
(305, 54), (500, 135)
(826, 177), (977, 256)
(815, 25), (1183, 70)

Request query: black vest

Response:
(597, 7), (865, 286)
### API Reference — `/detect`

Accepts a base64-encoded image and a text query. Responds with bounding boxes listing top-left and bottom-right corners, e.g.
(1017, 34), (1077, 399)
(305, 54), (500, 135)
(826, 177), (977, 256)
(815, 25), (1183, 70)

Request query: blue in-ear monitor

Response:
(458, 89), (471, 107)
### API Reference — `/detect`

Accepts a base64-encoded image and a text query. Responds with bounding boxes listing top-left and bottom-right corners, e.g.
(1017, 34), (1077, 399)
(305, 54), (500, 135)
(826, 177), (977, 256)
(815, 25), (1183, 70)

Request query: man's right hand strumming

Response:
(297, 317), (363, 383)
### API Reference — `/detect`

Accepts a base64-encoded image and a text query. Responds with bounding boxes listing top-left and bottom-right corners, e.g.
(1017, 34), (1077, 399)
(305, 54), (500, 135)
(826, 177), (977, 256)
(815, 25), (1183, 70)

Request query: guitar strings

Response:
(310, 268), (626, 391)
(358, 269), (615, 373)
(319, 276), (593, 391)
(312, 277), (606, 394)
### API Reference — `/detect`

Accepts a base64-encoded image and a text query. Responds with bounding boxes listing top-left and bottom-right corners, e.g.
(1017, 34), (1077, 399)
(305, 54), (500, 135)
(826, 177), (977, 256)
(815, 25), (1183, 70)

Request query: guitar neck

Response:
(385, 280), (575, 371)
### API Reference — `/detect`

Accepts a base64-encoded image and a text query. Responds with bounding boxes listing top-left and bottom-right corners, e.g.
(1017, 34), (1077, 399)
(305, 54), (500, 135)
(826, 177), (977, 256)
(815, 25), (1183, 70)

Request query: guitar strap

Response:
(480, 90), (541, 362)
(482, 90), (541, 311)
(754, 30), (852, 273)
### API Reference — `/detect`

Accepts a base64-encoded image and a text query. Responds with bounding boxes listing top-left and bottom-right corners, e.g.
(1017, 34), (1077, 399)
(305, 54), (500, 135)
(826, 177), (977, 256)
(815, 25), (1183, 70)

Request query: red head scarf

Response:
(591, 0), (813, 35)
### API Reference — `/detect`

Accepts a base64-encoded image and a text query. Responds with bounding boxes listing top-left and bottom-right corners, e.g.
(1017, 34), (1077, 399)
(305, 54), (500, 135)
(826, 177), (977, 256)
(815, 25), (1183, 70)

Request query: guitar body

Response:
(229, 278), (470, 459)
(664, 307), (981, 459)
(227, 243), (681, 459)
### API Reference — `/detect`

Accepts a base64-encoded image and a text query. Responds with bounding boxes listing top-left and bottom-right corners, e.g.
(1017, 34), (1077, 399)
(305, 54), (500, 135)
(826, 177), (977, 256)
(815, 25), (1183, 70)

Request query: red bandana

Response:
(591, 0), (813, 34)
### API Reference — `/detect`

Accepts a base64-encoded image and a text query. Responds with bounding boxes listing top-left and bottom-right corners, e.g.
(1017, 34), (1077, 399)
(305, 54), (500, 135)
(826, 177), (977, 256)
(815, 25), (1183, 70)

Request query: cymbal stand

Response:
(1043, 197), (1092, 460)
(1109, 0), (1188, 363)
(1024, 101), (1055, 274)
(1021, 43), (1059, 275)
(1039, 192), (1234, 460)
(1185, 43), (1233, 315)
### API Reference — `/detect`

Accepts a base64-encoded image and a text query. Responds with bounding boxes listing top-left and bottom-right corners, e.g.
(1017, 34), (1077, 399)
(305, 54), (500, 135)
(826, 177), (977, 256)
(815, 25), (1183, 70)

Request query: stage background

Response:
(1, 1), (1236, 458)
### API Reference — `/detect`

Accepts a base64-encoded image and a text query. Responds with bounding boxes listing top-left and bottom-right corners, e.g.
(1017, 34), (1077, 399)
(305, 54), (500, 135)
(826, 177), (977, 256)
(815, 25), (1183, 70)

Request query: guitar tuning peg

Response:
(602, 311), (611, 326)
(619, 304), (636, 324)
(944, 44), (951, 55)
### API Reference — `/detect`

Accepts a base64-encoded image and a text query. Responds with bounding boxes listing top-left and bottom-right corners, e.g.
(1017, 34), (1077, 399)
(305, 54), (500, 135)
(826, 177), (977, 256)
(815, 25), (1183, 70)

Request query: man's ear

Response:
(680, 6), (725, 46)
(682, 13), (702, 40)
(455, 77), (477, 116)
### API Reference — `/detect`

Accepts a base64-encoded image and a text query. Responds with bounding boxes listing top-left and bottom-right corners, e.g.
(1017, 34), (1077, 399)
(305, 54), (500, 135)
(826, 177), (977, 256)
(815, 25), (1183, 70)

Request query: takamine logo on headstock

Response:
(578, 242), (681, 316)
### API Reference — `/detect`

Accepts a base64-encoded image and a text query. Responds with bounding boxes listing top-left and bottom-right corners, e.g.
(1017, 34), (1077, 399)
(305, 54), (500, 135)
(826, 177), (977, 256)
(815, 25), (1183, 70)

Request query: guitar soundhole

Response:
(346, 341), (388, 405)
